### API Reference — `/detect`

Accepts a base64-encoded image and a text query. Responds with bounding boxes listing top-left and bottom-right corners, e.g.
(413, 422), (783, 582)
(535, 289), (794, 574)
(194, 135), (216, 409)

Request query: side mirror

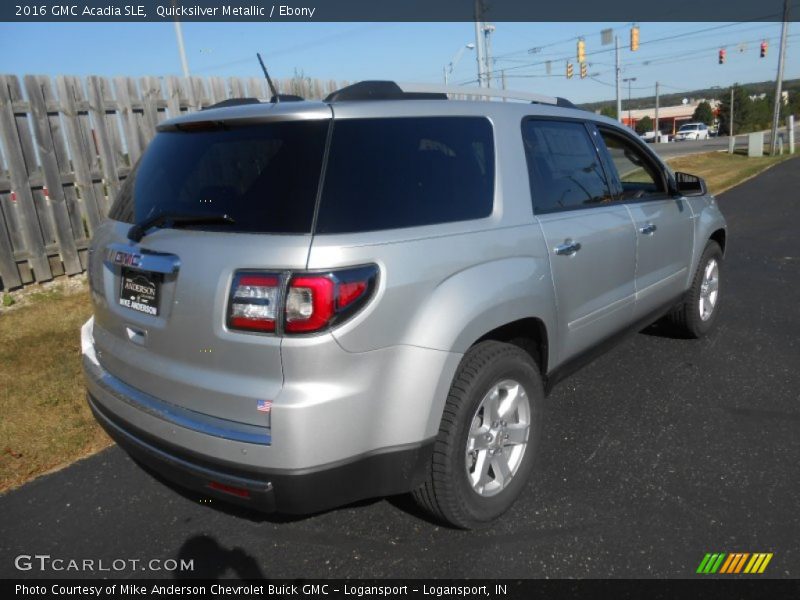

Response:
(674, 171), (708, 197)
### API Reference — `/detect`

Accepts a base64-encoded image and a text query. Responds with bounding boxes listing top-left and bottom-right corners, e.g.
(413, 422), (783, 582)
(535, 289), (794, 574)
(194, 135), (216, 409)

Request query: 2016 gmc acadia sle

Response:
(82, 81), (726, 528)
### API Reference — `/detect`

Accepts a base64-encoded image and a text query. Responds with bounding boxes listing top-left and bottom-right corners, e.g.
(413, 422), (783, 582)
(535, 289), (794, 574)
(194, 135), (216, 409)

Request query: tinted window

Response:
(109, 121), (329, 234)
(315, 117), (494, 234)
(598, 129), (665, 200)
(522, 120), (611, 213)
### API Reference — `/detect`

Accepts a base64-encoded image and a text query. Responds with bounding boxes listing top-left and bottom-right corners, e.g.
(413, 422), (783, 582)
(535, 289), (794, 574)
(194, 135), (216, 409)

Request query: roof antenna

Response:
(257, 52), (279, 103)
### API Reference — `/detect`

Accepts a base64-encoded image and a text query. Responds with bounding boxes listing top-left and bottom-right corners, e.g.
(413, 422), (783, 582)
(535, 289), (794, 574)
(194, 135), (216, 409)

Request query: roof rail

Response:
(398, 83), (577, 108)
(323, 80), (577, 108)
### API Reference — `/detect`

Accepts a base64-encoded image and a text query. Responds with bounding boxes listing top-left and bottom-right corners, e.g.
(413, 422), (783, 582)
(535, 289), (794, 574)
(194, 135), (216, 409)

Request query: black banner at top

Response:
(2, 0), (800, 22)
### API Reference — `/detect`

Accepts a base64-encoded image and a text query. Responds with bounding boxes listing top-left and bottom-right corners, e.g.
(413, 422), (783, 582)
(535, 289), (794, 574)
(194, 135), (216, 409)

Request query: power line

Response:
(458, 17), (786, 85)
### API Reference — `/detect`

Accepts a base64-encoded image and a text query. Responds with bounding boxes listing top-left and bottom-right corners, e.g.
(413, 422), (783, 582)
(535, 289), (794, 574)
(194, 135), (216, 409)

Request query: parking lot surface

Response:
(1, 158), (798, 579)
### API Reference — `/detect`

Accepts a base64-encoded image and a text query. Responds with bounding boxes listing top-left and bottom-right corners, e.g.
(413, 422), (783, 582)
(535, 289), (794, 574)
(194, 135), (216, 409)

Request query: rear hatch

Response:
(88, 104), (330, 427)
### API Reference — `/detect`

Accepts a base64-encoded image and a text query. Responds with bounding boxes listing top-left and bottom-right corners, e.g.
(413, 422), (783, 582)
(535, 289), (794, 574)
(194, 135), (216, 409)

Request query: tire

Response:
(413, 341), (544, 529)
(666, 241), (723, 338)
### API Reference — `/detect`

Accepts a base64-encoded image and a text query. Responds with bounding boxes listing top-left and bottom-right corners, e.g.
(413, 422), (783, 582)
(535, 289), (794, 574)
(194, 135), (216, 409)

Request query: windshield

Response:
(110, 121), (330, 234)
(679, 125), (698, 131)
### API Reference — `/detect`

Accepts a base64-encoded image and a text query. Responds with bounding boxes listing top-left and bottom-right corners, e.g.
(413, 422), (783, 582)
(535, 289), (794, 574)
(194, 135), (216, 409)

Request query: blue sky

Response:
(1, 21), (796, 104)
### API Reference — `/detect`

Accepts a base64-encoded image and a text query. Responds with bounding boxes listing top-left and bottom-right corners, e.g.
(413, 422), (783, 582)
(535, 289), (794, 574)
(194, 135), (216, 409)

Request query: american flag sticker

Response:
(257, 400), (272, 413)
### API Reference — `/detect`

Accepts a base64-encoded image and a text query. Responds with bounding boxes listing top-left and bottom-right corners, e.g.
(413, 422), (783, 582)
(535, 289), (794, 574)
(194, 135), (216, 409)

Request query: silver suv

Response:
(82, 81), (727, 528)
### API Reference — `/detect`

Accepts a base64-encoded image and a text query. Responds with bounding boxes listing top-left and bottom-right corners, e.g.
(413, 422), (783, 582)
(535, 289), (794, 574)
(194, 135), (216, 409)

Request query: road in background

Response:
(651, 124), (799, 159)
(1, 158), (799, 579)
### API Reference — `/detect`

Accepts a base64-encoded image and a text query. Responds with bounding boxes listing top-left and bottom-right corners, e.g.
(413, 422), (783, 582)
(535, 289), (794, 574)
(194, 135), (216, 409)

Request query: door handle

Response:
(554, 240), (582, 256)
(639, 223), (657, 235)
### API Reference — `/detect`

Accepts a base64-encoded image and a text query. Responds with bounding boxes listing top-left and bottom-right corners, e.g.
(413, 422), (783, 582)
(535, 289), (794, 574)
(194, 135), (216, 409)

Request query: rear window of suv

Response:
(110, 116), (495, 235)
(110, 121), (329, 234)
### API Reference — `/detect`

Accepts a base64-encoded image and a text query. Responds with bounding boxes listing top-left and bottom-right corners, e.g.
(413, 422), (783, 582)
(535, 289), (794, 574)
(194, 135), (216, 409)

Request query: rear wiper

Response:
(128, 213), (235, 242)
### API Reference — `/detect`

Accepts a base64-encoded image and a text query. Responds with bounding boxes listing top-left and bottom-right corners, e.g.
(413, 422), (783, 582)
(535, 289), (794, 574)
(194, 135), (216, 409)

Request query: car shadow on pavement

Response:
(173, 534), (265, 580)
(639, 318), (696, 340)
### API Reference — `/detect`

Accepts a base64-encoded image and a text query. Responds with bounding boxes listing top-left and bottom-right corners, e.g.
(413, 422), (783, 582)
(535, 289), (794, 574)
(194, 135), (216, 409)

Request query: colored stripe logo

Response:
(696, 552), (773, 574)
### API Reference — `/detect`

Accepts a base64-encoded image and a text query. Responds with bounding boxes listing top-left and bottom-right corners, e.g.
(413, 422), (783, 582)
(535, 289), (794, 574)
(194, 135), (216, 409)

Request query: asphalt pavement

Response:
(1, 158), (799, 580)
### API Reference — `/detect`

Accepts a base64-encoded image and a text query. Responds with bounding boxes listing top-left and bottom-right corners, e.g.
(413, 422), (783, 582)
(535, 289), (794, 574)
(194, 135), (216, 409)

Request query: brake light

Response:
(286, 266), (377, 333)
(227, 273), (280, 332)
(337, 281), (367, 309)
(227, 265), (378, 335)
(285, 276), (335, 333)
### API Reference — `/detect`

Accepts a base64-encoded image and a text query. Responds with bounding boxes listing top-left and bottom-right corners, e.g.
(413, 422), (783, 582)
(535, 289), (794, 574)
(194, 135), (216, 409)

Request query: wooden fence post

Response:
(24, 75), (82, 275)
(0, 75), (52, 282)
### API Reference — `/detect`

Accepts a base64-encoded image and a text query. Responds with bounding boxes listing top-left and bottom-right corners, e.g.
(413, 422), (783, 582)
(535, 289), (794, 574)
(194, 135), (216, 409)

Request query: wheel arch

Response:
(474, 317), (549, 376)
(710, 228), (727, 255)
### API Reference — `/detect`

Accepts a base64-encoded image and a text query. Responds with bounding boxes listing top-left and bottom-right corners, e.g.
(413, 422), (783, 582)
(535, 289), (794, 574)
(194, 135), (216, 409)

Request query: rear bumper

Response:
(81, 317), (438, 513)
(88, 392), (432, 513)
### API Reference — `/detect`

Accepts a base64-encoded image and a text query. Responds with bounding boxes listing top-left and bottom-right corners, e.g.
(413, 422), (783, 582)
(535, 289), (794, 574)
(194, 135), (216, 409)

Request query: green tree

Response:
(635, 115), (653, 135)
(692, 101), (714, 125)
(600, 105), (617, 119)
(787, 90), (800, 119)
(717, 85), (751, 135)
(748, 95), (772, 131)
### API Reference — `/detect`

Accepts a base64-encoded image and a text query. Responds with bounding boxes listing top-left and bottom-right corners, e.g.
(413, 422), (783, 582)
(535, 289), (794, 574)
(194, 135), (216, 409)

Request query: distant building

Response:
(748, 91), (789, 104)
(613, 99), (721, 135)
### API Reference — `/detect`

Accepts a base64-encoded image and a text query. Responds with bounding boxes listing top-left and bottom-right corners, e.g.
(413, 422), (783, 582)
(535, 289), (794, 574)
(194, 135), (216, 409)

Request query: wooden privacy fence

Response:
(0, 73), (348, 290)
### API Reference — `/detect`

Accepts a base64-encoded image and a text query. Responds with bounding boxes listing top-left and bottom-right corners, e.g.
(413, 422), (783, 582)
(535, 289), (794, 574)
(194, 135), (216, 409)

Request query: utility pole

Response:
(483, 24), (496, 88)
(615, 36), (622, 122)
(173, 21), (190, 77)
(501, 69), (507, 101)
(654, 82), (660, 142)
(769, 0), (790, 155)
(623, 77), (637, 127)
(474, 23), (486, 86)
(473, 0), (487, 87)
(728, 87), (735, 154)
(172, 0), (190, 78)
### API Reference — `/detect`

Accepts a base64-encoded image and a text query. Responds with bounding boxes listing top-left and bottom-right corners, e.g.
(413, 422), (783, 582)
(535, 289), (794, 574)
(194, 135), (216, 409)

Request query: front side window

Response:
(521, 119), (612, 213)
(597, 129), (666, 201)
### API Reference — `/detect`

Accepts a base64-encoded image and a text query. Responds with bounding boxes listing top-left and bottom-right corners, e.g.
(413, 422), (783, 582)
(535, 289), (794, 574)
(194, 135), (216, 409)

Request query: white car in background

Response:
(675, 123), (710, 141)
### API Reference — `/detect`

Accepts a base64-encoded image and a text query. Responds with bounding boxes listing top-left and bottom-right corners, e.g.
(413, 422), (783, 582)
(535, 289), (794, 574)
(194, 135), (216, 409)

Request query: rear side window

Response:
(109, 121), (329, 234)
(521, 119), (612, 213)
(315, 117), (494, 234)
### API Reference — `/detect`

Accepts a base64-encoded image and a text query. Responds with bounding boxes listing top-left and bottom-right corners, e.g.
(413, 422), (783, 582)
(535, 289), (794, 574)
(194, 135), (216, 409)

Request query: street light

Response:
(444, 43), (476, 84)
(623, 77), (637, 127)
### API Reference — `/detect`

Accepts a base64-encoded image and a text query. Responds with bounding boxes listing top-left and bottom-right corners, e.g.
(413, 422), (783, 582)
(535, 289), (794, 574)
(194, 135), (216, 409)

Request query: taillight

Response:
(285, 265), (378, 334)
(227, 265), (378, 335)
(227, 273), (281, 333)
(285, 276), (335, 333)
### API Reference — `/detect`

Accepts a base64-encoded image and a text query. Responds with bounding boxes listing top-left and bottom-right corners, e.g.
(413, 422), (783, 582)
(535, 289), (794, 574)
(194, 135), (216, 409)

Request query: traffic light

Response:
(630, 25), (640, 51)
(719, 48), (726, 64)
(580, 62), (587, 79)
(566, 62), (574, 79)
(760, 41), (768, 57)
(577, 38), (586, 63)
